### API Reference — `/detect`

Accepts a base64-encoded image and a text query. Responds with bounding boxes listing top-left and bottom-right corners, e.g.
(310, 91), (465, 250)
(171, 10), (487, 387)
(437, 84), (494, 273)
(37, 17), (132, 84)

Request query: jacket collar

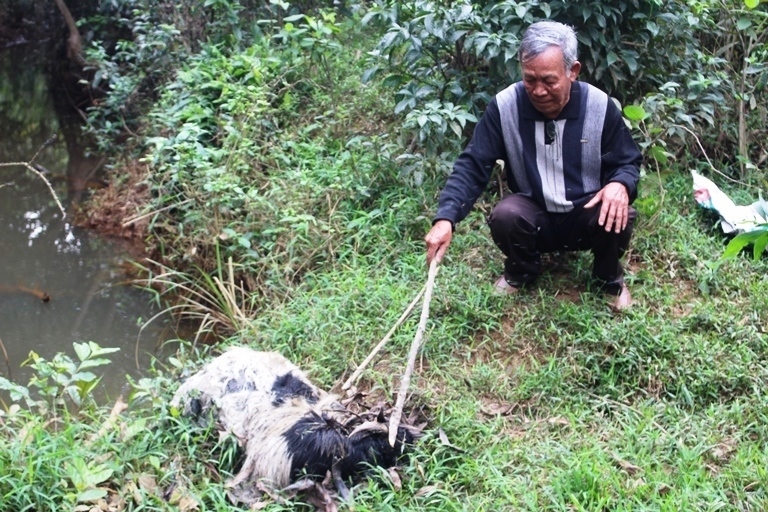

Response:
(516, 81), (582, 121)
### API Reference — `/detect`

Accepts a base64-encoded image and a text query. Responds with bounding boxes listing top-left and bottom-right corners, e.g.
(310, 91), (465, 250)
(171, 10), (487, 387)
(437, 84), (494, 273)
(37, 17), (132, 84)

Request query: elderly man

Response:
(424, 20), (642, 310)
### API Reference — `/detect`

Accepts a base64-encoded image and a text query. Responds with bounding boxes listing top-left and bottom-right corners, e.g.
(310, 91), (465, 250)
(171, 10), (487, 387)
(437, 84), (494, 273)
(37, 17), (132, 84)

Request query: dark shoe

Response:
(611, 283), (632, 311)
(493, 276), (519, 295)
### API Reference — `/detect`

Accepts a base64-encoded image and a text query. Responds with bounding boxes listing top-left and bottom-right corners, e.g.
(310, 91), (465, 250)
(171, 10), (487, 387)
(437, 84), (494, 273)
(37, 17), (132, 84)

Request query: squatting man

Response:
(424, 20), (642, 310)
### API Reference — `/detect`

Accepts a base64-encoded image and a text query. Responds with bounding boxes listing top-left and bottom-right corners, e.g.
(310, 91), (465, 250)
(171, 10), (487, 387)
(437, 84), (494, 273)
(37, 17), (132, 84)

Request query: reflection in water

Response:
(0, 44), (174, 400)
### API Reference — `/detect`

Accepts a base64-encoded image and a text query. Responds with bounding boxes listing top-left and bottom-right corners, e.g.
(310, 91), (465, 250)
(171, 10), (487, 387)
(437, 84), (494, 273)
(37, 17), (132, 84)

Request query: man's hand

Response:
(425, 220), (453, 264)
(584, 182), (629, 233)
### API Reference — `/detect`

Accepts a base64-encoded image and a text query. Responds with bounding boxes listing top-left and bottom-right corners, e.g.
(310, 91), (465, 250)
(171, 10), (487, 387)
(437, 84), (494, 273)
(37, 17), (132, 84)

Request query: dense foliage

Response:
(74, 0), (768, 293)
(1, 0), (768, 510)
(363, 0), (767, 178)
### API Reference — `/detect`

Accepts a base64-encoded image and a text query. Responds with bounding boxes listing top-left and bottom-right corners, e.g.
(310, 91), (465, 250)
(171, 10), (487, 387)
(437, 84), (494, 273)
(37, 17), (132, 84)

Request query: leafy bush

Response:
(83, 1), (186, 154)
(0, 342), (241, 510)
(82, 0), (330, 154)
(0, 342), (119, 416)
(0, 343), (119, 508)
(141, 42), (286, 267)
(127, 12), (421, 319)
(620, 80), (725, 172)
(362, 1), (705, 158)
(689, 0), (768, 175)
(362, 0), (768, 184)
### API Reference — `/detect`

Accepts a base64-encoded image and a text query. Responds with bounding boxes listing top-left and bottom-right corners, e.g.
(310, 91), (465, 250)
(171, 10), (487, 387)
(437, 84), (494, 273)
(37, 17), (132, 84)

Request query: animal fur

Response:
(171, 347), (418, 494)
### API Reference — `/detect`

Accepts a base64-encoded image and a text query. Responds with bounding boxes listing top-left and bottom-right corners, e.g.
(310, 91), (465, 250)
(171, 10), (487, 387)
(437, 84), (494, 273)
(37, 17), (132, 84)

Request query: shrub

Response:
(362, 0), (768, 184)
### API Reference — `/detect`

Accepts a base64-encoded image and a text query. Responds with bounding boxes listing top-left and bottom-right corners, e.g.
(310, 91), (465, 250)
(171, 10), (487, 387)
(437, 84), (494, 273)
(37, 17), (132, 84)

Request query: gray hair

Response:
(518, 21), (578, 72)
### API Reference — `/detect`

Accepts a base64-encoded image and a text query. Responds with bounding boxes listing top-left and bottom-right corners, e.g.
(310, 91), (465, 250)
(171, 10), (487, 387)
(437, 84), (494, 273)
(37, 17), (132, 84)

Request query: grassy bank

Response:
(2, 8), (768, 512)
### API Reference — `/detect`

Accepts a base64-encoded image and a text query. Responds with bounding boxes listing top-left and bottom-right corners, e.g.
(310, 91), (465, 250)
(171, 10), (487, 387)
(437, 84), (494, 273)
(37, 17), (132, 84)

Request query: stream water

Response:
(0, 45), (174, 400)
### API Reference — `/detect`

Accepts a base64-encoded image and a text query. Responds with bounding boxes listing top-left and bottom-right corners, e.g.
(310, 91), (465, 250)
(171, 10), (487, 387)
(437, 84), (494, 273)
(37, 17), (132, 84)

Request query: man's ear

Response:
(569, 61), (581, 80)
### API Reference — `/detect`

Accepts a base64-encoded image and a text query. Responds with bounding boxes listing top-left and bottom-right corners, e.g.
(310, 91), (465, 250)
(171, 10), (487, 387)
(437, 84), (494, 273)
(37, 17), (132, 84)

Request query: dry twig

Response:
(0, 135), (66, 218)
(672, 123), (760, 190)
(87, 395), (128, 446)
(122, 198), (193, 227)
(0, 336), (10, 379)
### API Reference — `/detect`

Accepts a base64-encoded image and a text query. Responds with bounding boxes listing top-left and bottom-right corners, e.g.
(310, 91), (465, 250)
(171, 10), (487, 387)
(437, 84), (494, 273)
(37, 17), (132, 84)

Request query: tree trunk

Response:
(52, 0), (85, 66)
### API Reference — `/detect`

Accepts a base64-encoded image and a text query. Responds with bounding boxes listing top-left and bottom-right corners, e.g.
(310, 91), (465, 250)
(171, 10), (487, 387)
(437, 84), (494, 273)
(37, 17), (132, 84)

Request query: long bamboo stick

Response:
(341, 283), (426, 391)
(388, 258), (439, 447)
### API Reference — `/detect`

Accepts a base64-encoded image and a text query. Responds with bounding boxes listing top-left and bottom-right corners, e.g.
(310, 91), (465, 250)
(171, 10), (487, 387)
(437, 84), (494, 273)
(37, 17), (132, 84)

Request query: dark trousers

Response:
(487, 194), (636, 295)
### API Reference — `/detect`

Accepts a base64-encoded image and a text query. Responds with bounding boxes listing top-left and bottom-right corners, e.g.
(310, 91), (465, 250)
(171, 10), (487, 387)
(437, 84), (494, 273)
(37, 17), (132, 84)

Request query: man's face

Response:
(521, 46), (580, 119)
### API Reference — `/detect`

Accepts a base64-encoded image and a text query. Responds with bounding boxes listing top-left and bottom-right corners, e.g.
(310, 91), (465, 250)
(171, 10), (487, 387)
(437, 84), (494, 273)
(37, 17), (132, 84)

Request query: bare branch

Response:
(0, 153), (67, 219)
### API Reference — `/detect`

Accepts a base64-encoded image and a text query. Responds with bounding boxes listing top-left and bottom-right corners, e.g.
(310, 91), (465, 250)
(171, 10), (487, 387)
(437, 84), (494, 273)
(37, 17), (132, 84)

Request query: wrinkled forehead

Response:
(521, 56), (570, 80)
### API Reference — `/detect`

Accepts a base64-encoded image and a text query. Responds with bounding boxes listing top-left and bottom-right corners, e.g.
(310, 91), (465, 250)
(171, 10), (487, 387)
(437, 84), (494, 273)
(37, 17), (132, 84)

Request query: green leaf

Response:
(124, 417), (149, 441)
(0, 376), (31, 403)
(361, 66), (380, 84)
(382, 74), (407, 89)
(753, 232), (768, 259)
(66, 386), (82, 406)
(86, 342), (120, 357)
(623, 104), (647, 121)
(71, 371), (98, 383)
(87, 466), (115, 486)
(745, 0), (759, 9)
(77, 488), (108, 503)
(378, 30), (400, 51)
(737, 17), (752, 30)
(722, 230), (764, 259)
(649, 145), (669, 164)
(66, 458), (89, 490)
(623, 52), (638, 74)
(78, 358), (113, 370)
(424, 14), (435, 34)
(73, 342), (92, 362)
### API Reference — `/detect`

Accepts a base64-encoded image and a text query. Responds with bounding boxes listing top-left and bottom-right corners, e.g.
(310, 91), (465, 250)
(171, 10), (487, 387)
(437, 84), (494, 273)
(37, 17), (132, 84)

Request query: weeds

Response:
(4, 2), (768, 511)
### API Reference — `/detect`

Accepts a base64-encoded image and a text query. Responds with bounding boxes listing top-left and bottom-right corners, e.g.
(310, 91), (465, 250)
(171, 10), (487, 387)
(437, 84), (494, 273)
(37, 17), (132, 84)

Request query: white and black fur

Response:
(171, 347), (418, 495)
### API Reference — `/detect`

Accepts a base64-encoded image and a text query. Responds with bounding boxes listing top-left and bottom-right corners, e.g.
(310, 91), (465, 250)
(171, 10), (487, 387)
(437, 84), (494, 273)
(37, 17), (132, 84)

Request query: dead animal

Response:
(171, 347), (420, 502)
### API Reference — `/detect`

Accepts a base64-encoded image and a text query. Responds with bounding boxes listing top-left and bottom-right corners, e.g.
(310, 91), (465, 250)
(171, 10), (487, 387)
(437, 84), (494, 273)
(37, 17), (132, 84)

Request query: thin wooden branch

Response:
(122, 198), (193, 227)
(0, 161), (66, 218)
(86, 395), (128, 446)
(389, 258), (439, 447)
(671, 123), (760, 190)
(0, 335), (11, 379)
(341, 283), (426, 391)
(0, 135), (66, 218)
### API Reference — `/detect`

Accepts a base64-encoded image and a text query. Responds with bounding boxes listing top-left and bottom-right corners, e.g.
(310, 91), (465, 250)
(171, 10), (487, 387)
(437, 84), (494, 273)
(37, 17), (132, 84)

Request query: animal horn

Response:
(348, 421), (389, 438)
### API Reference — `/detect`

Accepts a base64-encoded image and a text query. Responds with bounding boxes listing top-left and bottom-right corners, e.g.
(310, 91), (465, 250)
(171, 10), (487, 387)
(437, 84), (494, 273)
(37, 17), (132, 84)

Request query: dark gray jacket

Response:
(435, 81), (642, 226)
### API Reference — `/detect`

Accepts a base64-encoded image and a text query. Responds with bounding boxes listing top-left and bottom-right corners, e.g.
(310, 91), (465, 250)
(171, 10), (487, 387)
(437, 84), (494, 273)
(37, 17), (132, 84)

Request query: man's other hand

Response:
(584, 182), (629, 233)
(425, 220), (453, 264)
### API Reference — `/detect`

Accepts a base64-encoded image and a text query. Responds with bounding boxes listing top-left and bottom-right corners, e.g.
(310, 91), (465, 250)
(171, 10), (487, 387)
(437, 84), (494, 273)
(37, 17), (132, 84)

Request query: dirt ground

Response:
(75, 162), (152, 255)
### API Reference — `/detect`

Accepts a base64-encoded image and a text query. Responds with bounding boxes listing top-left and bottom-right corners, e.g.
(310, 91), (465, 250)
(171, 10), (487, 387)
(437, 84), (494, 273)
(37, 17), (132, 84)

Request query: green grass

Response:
(3, 8), (768, 512)
(10, 165), (767, 512)
(160, 169), (766, 511)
